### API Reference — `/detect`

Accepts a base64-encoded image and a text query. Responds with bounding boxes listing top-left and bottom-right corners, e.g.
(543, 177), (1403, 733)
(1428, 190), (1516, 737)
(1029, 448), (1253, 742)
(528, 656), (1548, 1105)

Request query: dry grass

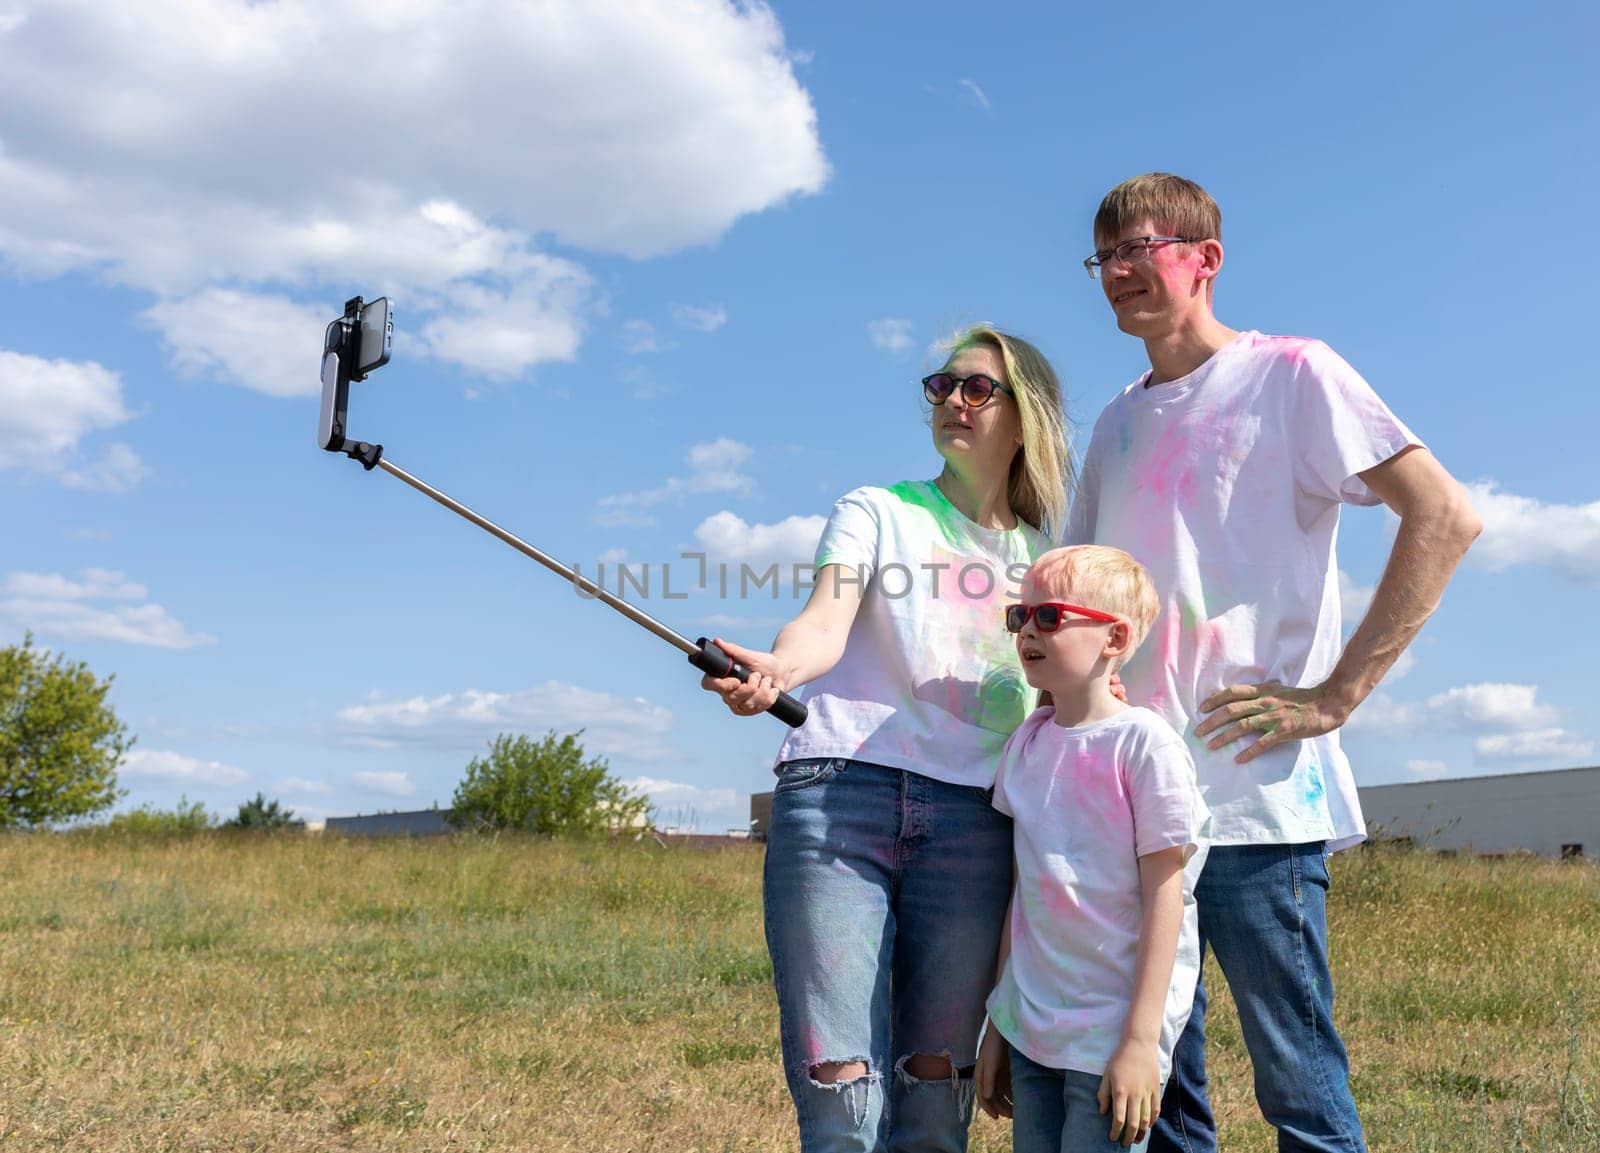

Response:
(1, 833), (1596, 1151)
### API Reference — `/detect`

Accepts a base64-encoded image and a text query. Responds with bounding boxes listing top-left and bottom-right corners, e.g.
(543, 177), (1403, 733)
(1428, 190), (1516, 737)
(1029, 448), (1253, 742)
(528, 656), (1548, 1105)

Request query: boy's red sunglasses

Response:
(1004, 601), (1122, 633)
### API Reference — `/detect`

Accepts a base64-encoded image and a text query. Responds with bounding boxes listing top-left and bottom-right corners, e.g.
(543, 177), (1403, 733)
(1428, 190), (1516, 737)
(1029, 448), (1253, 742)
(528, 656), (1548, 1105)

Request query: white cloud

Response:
(691, 510), (826, 600)
(0, 347), (144, 489)
(0, 1), (827, 383)
(1347, 691), (1421, 734)
(353, 771), (417, 798)
(1387, 648), (1417, 681)
(693, 510), (825, 571)
(142, 289), (334, 399)
(597, 438), (756, 526)
(623, 775), (746, 833)
(4, 568), (145, 601)
(1427, 683), (1560, 731)
(1, 568), (214, 649)
(622, 320), (664, 355)
(335, 682), (676, 762)
(1405, 758), (1448, 779)
(121, 749), (248, 787)
(1348, 681), (1589, 767)
(278, 777), (334, 796)
(1338, 569), (1374, 622)
(958, 79), (991, 110)
(1465, 481), (1600, 586)
(415, 261), (591, 380)
(868, 317), (915, 354)
(1348, 682), (1561, 736)
(671, 303), (728, 333)
(1474, 729), (1595, 764)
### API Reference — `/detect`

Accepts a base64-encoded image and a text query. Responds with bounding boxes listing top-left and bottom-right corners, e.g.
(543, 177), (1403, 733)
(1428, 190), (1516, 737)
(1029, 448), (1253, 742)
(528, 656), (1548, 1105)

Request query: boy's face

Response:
(1013, 573), (1124, 696)
(1096, 217), (1214, 339)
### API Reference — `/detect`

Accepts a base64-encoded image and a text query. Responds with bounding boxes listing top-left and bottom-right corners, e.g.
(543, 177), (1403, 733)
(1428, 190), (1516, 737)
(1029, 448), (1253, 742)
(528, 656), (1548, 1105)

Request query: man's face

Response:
(1096, 218), (1209, 339)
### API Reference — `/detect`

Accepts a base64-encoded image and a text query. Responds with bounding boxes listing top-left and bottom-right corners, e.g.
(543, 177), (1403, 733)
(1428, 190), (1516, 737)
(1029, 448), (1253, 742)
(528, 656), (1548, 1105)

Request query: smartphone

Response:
(357, 296), (393, 376)
(318, 319), (347, 451)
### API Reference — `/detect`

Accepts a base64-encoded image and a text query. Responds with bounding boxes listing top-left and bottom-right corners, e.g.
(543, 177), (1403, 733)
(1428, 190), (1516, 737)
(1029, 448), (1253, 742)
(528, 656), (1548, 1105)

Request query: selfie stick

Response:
(318, 296), (807, 728)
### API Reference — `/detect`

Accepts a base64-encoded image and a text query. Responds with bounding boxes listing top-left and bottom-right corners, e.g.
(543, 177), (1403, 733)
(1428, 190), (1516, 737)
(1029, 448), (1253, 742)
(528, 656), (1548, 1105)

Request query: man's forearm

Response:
(1326, 488), (1481, 712)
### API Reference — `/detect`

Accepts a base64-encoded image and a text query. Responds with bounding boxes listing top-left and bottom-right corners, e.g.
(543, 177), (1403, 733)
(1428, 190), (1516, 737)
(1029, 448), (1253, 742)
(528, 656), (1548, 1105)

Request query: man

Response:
(1066, 172), (1481, 1153)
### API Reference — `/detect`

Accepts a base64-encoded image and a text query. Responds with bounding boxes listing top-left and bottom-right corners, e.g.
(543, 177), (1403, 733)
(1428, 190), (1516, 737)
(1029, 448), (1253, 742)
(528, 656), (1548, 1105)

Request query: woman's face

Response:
(929, 344), (1023, 473)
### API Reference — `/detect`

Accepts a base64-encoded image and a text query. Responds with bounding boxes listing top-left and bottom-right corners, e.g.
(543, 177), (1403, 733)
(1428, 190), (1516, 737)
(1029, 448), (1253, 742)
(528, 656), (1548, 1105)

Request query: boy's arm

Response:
(1197, 446), (1481, 763)
(1099, 845), (1187, 1143)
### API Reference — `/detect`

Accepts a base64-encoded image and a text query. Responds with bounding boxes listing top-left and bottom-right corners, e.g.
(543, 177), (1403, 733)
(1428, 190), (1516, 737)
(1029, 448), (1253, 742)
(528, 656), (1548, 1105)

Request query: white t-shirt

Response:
(776, 480), (1049, 788)
(987, 706), (1208, 1081)
(1066, 331), (1421, 850)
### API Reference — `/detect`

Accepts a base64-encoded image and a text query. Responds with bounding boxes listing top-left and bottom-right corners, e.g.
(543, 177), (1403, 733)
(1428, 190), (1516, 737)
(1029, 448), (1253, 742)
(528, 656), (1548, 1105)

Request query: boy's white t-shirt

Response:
(776, 480), (1049, 788)
(1066, 332), (1421, 850)
(987, 706), (1208, 1081)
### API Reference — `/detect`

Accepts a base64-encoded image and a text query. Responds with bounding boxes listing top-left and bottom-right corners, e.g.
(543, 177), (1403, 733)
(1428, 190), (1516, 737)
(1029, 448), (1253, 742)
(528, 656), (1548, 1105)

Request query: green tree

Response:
(226, 792), (297, 830)
(0, 634), (129, 828)
(102, 796), (214, 837)
(448, 730), (652, 836)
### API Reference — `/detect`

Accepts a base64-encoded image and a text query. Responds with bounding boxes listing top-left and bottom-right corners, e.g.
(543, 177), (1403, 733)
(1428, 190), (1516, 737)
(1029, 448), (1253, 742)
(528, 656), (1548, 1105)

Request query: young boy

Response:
(1070, 173), (1481, 1152)
(976, 545), (1209, 1153)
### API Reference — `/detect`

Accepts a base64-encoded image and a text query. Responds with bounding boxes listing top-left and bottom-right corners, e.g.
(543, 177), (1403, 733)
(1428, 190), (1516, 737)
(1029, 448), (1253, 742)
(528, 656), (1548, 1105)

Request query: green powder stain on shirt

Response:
(887, 479), (965, 550)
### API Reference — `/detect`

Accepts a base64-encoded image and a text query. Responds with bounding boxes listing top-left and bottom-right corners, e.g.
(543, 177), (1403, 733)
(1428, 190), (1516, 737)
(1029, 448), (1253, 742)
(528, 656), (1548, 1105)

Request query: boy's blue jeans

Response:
(1008, 1044), (1153, 1153)
(762, 758), (1013, 1153)
(1149, 841), (1366, 1153)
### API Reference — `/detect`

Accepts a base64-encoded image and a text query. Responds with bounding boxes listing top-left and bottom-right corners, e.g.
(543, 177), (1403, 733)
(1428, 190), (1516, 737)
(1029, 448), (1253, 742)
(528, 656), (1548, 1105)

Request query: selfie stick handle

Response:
(373, 457), (807, 728)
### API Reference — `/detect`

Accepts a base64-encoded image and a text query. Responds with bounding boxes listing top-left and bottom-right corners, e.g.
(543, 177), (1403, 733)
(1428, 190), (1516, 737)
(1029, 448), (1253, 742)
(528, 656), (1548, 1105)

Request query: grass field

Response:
(1, 833), (1597, 1152)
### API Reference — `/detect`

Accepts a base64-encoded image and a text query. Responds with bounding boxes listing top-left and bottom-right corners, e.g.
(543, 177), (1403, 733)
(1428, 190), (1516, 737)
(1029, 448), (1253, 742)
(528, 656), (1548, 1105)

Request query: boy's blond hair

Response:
(1093, 172), (1222, 249)
(1026, 545), (1160, 669)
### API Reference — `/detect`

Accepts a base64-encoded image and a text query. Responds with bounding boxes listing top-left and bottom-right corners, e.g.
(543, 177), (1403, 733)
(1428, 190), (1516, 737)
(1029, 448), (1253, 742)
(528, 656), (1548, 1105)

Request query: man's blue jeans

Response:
(1149, 842), (1365, 1153)
(763, 758), (1014, 1153)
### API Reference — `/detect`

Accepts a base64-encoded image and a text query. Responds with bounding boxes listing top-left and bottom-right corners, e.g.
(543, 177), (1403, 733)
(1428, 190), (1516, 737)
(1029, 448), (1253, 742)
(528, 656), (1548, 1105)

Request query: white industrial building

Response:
(750, 766), (1600, 859)
(1357, 766), (1599, 858)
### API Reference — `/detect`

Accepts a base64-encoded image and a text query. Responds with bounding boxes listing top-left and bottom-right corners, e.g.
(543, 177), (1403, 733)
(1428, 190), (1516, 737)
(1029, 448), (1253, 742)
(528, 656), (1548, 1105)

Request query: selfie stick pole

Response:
(319, 297), (807, 729)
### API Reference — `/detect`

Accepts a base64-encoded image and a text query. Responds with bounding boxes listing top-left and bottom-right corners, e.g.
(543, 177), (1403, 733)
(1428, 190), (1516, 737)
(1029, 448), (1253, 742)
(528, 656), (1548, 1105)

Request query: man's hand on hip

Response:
(1196, 681), (1351, 764)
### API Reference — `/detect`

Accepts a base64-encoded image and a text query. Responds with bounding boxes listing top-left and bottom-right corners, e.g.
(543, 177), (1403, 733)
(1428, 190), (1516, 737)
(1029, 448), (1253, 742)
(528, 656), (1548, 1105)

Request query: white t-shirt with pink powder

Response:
(987, 706), (1208, 1080)
(1066, 331), (1422, 850)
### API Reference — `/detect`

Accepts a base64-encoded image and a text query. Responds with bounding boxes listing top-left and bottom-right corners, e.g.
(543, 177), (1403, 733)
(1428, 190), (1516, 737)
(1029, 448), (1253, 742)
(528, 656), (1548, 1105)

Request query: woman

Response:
(703, 325), (1072, 1152)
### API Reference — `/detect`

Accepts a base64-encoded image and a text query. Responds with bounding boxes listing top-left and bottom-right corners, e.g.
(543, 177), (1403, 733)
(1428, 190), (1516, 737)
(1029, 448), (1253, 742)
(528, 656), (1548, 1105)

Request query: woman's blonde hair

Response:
(942, 325), (1073, 536)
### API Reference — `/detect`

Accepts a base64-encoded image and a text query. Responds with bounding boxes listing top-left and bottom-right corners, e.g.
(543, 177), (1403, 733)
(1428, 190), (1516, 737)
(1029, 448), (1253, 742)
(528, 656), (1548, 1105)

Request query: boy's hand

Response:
(1196, 679), (1350, 763)
(1109, 672), (1128, 704)
(1098, 1039), (1159, 1146)
(974, 1025), (1012, 1120)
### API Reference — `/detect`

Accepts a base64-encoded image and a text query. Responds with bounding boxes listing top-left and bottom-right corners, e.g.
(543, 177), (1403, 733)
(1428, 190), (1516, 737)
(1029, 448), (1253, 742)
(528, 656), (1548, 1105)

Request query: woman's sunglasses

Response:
(922, 372), (1012, 409)
(1004, 602), (1123, 633)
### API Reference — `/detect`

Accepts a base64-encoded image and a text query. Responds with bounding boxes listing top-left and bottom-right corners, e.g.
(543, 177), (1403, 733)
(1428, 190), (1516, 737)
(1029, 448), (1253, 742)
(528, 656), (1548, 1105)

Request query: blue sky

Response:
(3, 1), (1597, 831)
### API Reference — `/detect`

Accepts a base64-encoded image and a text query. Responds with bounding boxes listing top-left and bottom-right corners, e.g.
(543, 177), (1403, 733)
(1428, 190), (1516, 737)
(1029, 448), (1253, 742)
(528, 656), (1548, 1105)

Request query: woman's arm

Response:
(702, 564), (866, 715)
(975, 856), (1018, 1119)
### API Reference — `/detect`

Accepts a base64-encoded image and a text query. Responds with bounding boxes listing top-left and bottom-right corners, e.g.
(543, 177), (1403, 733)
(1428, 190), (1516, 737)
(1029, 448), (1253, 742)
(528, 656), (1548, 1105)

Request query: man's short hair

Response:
(1026, 545), (1161, 669)
(1094, 173), (1222, 249)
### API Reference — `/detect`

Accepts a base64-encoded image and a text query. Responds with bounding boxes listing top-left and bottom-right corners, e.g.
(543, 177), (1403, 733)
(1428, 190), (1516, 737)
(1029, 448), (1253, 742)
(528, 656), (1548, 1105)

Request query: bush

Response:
(448, 730), (652, 836)
(101, 796), (215, 838)
(226, 792), (297, 830)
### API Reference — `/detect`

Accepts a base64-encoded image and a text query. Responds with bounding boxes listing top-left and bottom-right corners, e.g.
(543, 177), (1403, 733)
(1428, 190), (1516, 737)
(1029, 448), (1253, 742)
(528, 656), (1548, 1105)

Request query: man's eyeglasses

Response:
(1083, 235), (1203, 280)
(922, 372), (1012, 409)
(1004, 602), (1122, 633)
